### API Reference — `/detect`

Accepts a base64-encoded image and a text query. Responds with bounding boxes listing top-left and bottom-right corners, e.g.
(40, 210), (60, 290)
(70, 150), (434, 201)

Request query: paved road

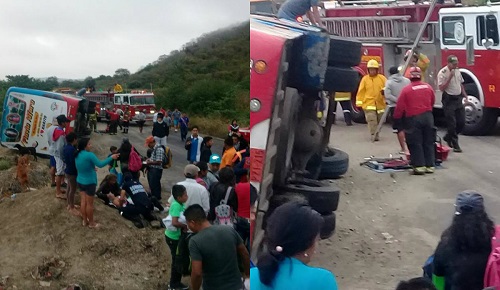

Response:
(90, 122), (224, 200)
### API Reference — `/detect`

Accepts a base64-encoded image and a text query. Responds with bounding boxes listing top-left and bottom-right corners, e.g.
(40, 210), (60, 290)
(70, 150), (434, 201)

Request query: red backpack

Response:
(128, 146), (143, 172)
(484, 225), (500, 289)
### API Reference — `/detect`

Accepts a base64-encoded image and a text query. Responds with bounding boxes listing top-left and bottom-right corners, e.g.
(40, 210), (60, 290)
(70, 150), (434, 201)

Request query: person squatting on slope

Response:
(393, 66), (436, 175)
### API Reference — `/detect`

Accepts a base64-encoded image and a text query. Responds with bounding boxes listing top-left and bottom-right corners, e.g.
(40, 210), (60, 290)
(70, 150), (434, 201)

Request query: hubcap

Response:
(463, 95), (483, 125)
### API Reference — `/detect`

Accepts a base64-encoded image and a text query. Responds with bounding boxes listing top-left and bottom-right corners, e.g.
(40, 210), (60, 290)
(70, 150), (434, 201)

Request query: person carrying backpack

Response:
(432, 191), (495, 290)
(145, 136), (165, 201)
(207, 168), (238, 224)
(117, 138), (142, 181)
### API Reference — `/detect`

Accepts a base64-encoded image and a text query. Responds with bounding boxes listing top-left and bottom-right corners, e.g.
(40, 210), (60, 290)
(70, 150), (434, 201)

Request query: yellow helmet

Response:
(367, 59), (380, 69)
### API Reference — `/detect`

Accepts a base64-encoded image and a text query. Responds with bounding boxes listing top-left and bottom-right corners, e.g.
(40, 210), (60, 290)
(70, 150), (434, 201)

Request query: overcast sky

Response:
(0, 0), (249, 80)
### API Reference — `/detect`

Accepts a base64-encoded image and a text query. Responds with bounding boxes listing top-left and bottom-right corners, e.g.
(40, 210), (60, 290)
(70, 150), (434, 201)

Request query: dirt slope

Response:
(0, 180), (173, 290)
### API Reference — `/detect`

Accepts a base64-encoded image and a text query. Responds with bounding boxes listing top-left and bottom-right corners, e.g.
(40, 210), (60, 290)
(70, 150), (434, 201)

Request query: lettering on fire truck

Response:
(489, 85), (495, 93)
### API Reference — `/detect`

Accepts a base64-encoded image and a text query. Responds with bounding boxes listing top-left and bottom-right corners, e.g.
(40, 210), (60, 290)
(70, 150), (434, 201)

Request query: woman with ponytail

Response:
(75, 138), (120, 228)
(250, 201), (338, 290)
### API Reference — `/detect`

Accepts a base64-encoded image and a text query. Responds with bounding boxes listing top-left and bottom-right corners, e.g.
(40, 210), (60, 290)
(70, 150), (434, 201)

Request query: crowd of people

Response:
(45, 109), (251, 289)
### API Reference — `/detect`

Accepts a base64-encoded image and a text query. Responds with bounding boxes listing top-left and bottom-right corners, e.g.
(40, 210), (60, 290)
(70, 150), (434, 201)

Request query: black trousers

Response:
(147, 167), (163, 200)
(109, 120), (118, 134)
(119, 203), (156, 221)
(332, 100), (352, 124)
(165, 236), (183, 286)
(404, 111), (435, 168)
(442, 92), (465, 144)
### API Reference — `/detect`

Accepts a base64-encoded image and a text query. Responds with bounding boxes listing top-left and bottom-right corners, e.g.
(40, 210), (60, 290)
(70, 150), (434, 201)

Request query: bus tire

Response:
(323, 67), (360, 93)
(320, 212), (336, 240)
(328, 36), (362, 67)
(318, 148), (349, 180)
(277, 179), (340, 214)
(462, 83), (498, 136)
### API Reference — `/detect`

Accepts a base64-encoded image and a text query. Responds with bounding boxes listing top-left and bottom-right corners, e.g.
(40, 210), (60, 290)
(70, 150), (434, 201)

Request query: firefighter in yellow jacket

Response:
(399, 50), (430, 82)
(332, 91), (353, 126)
(356, 59), (387, 141)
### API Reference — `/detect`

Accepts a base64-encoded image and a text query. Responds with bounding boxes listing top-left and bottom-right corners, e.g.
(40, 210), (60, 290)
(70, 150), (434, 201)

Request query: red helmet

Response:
(409, 66), (422, 79)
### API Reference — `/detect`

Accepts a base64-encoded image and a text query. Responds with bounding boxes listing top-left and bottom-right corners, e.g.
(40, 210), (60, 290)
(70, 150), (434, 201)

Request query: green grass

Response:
(0, 159), (11, 171)
(189, 116), (248, 139)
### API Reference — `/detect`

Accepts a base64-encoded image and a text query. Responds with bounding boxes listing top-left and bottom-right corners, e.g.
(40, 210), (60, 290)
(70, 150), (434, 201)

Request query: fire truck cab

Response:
(250, 15), (361, 261)
(322, 0), (500, 135)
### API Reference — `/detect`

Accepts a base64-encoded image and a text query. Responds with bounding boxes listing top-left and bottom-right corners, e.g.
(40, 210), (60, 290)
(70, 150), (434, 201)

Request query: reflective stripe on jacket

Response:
(355, 74), (387, 112)
(334, 92), (351, 101)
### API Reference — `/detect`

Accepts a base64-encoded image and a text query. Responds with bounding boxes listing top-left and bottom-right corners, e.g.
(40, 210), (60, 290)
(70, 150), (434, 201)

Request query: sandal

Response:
(56, 195), (67, 200)
(88, 223), (101, 229)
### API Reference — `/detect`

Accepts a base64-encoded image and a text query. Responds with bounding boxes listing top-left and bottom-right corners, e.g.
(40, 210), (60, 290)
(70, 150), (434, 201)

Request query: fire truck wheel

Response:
(349, 98), (367, 124)
(323, 67), (360, 93)
(320, 212), (336, 240)
(328, 36), (362, 67)
(462, 83), (499, 136)
(318, 148), (349, 180)
(277, 179), (340, 214)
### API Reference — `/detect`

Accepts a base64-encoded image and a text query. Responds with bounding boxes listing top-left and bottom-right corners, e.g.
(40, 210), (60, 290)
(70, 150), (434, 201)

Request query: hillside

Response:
(0, 22), (250, 129)
(116, 21), (250, 122)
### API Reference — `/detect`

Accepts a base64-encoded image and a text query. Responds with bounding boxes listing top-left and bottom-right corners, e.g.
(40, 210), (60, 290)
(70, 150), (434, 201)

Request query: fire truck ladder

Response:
(372, 0), (439, 141)
(322, 15), (411, 42)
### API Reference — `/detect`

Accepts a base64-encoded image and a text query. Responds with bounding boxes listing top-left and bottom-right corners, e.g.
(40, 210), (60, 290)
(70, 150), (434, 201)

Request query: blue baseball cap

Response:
(209, 154), (221, 164)
(455, 190), (484, 215)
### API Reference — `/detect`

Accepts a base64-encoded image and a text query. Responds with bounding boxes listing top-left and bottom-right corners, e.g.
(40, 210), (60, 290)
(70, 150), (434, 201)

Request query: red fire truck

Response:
(322, 0), (500, 135)
(82, 90), (156, 122)
(250, 15), (361, 260)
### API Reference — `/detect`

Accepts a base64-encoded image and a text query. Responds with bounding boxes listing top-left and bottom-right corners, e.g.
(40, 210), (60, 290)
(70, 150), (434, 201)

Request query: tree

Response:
(84, 76), (96, 91)
(114, 68), (131, 79)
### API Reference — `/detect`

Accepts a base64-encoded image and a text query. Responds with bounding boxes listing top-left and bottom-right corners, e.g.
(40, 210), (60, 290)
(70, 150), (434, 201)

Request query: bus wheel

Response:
(277, 178), (340, 215)
(323, 67), (359, 92)
(328, 36), (362, 67)
(320, 212), (336, 240)
(462, 83), (498, 136)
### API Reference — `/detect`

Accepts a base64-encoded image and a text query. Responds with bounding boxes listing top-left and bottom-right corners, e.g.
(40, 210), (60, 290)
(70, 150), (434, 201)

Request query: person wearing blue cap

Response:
(208, 154), (221, 181)
(431, 191), (495, 290)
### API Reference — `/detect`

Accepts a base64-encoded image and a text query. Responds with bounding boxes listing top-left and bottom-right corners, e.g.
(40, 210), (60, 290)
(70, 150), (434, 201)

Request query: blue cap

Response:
(209, 154), (221, 164)
(455, 190), (484, 215)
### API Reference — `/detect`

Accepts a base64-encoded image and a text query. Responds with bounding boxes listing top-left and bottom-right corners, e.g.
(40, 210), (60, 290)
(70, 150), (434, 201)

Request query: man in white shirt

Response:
(437, 55), (467, 153)
(46, 121), (57, 187)
(168, 164), (210, 214)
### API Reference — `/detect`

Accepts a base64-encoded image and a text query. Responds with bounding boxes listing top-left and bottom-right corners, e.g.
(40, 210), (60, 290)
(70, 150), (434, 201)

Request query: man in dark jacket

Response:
(393, 67), (436, 175)
(152, 113), (169, 146)
(200, 136), (213, 163)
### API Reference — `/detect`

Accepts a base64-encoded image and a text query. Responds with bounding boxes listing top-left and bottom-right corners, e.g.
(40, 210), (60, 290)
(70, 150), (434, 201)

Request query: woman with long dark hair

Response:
(75, 138), (119, 228)
(117, 138), (141, 181)
(432, 191), (495, 290)
(250, 201), (338, 289)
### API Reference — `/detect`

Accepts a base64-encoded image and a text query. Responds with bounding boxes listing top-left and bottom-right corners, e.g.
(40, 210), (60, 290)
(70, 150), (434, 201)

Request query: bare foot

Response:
(56, 194), (67, 200)
(69, 208), (81, 216)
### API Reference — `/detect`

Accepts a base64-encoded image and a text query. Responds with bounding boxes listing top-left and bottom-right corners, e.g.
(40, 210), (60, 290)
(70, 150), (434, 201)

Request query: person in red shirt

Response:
(393, 67), (436, 175)
(106, 109), (120, 135)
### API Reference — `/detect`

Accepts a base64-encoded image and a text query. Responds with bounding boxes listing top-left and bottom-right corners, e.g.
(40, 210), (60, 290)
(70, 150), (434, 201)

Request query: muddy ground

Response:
(316, 121), (500, 289)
